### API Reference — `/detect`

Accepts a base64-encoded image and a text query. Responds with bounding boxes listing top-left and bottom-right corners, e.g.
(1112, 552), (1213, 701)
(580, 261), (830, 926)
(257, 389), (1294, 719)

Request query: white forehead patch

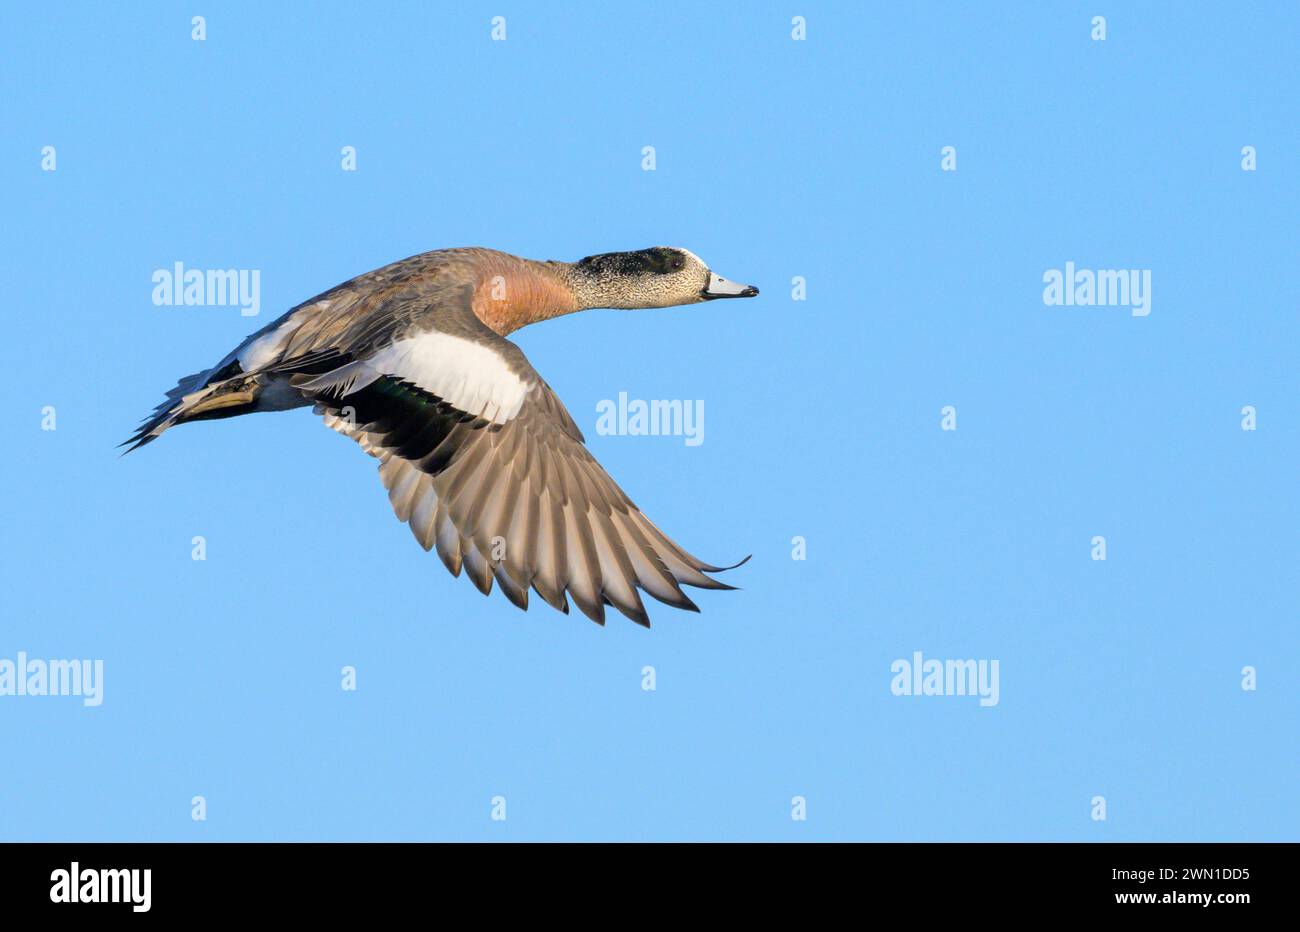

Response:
(674, 247), (704, 267)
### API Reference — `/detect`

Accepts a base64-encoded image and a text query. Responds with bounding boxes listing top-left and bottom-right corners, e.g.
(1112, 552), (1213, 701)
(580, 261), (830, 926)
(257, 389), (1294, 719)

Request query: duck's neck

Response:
(469, 257), (598, 335)
(470, 255), (641, 335)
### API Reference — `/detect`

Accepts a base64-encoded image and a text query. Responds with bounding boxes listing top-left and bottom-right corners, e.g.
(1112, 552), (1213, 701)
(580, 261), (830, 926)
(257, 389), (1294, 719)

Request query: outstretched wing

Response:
(287, 294), (745, 626)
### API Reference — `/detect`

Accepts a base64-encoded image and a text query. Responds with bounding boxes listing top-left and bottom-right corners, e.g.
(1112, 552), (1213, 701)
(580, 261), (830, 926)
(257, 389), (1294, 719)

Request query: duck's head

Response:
(569, 247), (759, 310)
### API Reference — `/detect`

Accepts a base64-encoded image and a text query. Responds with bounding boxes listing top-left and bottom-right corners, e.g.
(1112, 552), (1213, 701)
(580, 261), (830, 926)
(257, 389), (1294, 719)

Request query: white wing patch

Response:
(313, 330), (533, 425)
(234, 301), (326, 370)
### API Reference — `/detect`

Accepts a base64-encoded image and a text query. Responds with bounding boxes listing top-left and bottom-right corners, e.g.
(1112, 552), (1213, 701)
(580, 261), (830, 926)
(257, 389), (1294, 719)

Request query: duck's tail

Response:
(121, 364), (261, 453)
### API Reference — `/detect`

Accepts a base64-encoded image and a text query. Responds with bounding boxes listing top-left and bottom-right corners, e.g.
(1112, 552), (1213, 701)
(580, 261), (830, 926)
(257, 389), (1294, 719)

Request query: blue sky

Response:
(1, 2), (1296, 840)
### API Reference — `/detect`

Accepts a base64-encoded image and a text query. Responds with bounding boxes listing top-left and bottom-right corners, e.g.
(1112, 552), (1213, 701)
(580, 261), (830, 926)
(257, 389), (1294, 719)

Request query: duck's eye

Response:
(669, 256), (685, 271)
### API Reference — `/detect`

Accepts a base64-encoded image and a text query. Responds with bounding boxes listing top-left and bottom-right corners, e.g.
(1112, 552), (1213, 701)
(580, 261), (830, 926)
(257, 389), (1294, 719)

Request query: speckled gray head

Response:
(570, 246), (759, 310)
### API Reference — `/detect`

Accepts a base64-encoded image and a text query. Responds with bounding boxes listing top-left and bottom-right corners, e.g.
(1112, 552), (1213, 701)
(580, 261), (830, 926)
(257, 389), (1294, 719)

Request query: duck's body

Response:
(126, 246), (758, 626)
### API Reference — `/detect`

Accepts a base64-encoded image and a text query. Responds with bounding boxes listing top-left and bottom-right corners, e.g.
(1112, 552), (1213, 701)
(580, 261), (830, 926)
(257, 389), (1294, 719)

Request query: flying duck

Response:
(125, 247), (759, 626)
